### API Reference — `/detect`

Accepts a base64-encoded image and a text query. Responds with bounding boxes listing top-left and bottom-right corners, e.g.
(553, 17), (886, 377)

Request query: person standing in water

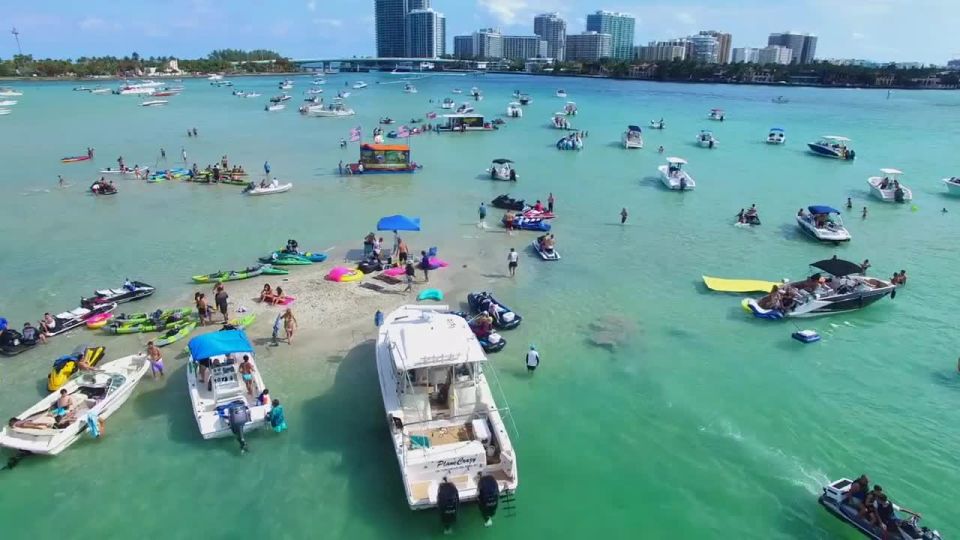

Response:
(180, 147), (187, 163)
(846, 197), (853, 209)
(526, 345), (540, 373)
(58, 175), (65, 187)
(214, 285), (229, 324)
(478, 202), (487, 228)
(160, 148), (166, 160)
(264, 161), (271, 176)
(862, 206), (868, 219)
(507, 248), (519, 277)
(620, 208), (629, 225)
(282, 308), (297, 344)
(146, 341), (164, 379)
(548, 192), (555, 213)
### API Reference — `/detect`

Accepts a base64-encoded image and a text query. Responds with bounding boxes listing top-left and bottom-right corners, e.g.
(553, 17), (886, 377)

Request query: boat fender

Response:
(792, 330), (821, 343)
(417, 289), (444, 302)
(477, 474), (500, 525)
(437, 479), (460, 533)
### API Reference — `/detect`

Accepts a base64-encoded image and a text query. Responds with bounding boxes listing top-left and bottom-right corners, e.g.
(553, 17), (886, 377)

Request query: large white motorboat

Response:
(622, 125), (644, 149)
(305, 88), (324, 95)
(279, 79), (294, 90)
(0, 87), (23, 97)
(186, 330), (269, 439)
(352, 81), (368, 89)
(312, 78), (327, 85)
(696, 129), (718, 148)
(818, 478), (942, 540)
(943, 176), (960, 195)
(470, 87), (483, 101)
(0, 354), (150, 455)
(299, 100), (355, 117)
(708, 108), (725, 121)
(518, 94), (532, 105)
(486, 159), (517, 181)
(743, 259), (896, 319)
(658, 157), (695, 191)
(441, 98), (455, 110)
(563, 101), (577, 115)
(766, 127), (785, 144)
(797, 205), (851, 242)
(117, 84), (155, 96)
(506, 102), (522, 118)
(551, 113), (572, 130)
(807, 135), (855, 160)
(867, 168), (912, 203)
(90, 87), (111, 95)
(376, 305), (518, 530)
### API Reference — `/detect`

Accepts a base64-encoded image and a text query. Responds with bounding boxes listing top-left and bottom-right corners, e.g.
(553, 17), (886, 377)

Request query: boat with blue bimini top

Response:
(375, 305), (518, 532)
(742, 258), (895, 319)
(797, 205), (851, 243)
(808, 135), (855, 160)
(818, 477), (942, 540)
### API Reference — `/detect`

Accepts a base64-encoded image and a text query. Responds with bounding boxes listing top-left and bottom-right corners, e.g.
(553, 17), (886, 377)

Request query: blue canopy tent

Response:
(377, 214), (421, 232)
(188, 330), (253, 361)
(808, 205), (841, 215)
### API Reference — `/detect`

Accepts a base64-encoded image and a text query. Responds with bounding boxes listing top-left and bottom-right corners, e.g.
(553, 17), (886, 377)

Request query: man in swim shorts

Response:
(146, 341), (164, 379)
(214, 285), (229, 323)
(239, 356), (256, 394)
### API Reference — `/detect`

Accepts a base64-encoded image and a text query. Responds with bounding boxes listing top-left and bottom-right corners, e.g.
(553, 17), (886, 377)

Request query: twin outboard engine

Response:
(477, 474), (500, 527)
(437, 479), (460, 534)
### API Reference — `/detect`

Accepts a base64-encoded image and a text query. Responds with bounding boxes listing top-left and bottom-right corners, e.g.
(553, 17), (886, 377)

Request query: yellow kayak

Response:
(702, 276), (779, 293)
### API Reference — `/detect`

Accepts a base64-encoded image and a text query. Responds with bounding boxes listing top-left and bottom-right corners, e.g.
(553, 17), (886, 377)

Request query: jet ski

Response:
(491, 194), (525, 211)
(819, 478), (942, 540)
(42, 303), (117, 337)
(48, 345), (106, 391)
(81, 280), (155, 308)
(467, 292), (522, 330)
(451, 311), (506, 353)
(0, 327), (39, 356)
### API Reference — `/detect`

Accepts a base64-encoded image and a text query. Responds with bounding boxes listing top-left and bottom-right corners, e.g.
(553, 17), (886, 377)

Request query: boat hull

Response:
(796, 216), (851, 242)
(867, 178), (912, 202)
(658, 165), (695, 191)
(807, 143), (854, 160)
(942, 178), (960, 195)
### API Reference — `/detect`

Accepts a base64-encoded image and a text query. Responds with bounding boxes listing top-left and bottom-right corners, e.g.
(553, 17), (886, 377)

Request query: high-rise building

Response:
(688, 35), (719, 63)
(731, 47), (760, 63)
(585, 11), (635, 60)
(768, 32), (817, 64)
(635, 41), (687, 62)
(408, 0), (429, 9)
(472, 28), (503, 59)
(948, 59), (960, 71)
(405, 8), (445, 59)
(453, 35), (474, 59)
(534, 13), (566, 61)
(503, 36), (547, 61)
(758, 45), (792, 65)
(699, 31), (732, 63)
(375, 0), (409, 58)
(565, 32), (612, 62)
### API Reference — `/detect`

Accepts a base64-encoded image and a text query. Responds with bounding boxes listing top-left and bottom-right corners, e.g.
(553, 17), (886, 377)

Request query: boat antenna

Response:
(11, 26), (23, 56)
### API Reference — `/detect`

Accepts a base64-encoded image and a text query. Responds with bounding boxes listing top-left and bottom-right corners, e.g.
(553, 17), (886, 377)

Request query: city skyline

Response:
(3, 0), (959, 64)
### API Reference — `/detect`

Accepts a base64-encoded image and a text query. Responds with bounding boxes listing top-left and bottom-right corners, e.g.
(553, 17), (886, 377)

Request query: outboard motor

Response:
(679, 177), (687, 191)
(847, 149), (856, 160)
(437, 479), (459, 534)
(509, 169), (516, 181)
(894, 188), (904, 203)
(477, 474), (500, 527)
(227, 403), (250, 454)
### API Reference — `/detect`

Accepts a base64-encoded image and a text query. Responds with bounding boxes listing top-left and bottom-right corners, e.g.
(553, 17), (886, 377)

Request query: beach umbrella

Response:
(377, 214), (421, 231)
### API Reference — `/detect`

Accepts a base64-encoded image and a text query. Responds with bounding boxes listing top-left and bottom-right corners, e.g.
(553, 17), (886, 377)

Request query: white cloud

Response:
(477, 0), (559, 27)
(851, 32), (866, 40)
(313, 18), (343, 27)
(675, 11), (696, 25)
(78, 17), (107, 31)
(306, 0), (317, 12)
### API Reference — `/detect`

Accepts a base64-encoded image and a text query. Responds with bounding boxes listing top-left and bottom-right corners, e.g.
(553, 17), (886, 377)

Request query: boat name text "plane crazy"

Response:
(435, 457), (479, 469)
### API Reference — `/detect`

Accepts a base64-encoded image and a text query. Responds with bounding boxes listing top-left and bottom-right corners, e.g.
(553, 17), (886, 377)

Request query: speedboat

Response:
(808, 135), (855, 160)
(551, 113), (572, 130)
(743, 258), (895, 319)
(0, 100), (17, 106)
(818, 478), (942, 540)
(766, 127), (785, 144)
(403, 83), (418, 94)
(186, 330), (270, 439)
(352, 81), (368, 89)
(269, 94), (292, 103)
(658, 157), (695, 191)
(487, 159), (517, 181)
(943, 176), (960, 195)
(279, 80), (293, 90)
(375, 305), (518, 530)
(0, 87), (23, 97)
(207, 74), (224, 80)
(697, 130), (718, 149)
(708, 108), (725, 121)
(337, 91), (351, 99)
(622, 125), (644, 149)
(303, 96), (323, 104)
(452, 88), (463, 94)
(141, 99), (168, 107)
(506, 102), (522, 118)
(518, 94), (532, 105)
(532, 237), (560, 261)
(244, 92), (261, 98)
(81, 280), (155, 308)
(243, 181), (292, 195)
(0, 109), (11, 116)
(0, 354), (150, 455)
(563, 101), (577, 115)
(455, 103), (474, 114)
(90, 87), (111, 95)
(305, 88), (324, 95)
(470, 87), (482, 100)
(265, 103), (285, 112)
(556, 89), (567, 98)
(867, 168), (912, 203)
(300, 101), (355, 117)
(117, 85), (155, 96)
(441, 98), (455, 110)
(797, 205), (851, 242)
(649, 119), (665, 129)
(312, 78), (326, 85)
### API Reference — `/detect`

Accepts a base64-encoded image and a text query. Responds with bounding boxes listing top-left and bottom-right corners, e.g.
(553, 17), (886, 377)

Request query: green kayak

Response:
(105, 316), (195, 335)
(114, 307), (193, 325)
(192, 264), (287, 283)
(226, 313), (256, 329)
(258, 254), (312, 266)
(156, 321), (197, 347)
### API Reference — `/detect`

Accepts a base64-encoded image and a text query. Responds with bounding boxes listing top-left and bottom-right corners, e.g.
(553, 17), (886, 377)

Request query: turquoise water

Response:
(1, 74), (959, 539)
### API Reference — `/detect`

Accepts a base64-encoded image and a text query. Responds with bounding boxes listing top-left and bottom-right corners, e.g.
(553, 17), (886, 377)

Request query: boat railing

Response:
(482, 362), (520, 443)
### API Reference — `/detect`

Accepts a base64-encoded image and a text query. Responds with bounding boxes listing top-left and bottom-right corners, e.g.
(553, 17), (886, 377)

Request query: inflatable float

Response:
(326, 267), (364, 282)
(792, 329), (821, 343)
(85, 312), (114, 329)
(703, 276), (780, 293)
(417, 289), (444, 301)
(741, 298), (784, 320)
(61, 155), (92, 163)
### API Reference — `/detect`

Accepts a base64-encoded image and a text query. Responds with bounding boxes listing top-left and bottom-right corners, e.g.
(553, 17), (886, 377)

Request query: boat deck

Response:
(409, 423), (471, 447)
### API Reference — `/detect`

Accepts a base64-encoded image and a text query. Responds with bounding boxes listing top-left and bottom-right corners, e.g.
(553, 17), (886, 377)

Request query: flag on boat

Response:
(396, 126), (411, 138)
(349, 126), (361, 142)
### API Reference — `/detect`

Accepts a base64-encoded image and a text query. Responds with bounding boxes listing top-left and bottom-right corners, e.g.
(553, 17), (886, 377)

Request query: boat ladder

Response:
(499, 489), (517, 518)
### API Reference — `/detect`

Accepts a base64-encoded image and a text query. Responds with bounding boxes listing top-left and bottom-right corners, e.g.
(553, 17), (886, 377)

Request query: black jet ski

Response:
(41, 302), (117, 337)
(819, 478), (942, 540)
(81, 280), (155, 308)
(357, 256), (384, 274)
(450, 311), (506, 353)
(467, 292), (522, 330)
(491, 194), (525, 211)
(0, 327), (40, 356)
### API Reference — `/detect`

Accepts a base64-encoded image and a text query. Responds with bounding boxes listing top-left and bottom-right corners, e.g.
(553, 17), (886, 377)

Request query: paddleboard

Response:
(702, 276), (779, 293)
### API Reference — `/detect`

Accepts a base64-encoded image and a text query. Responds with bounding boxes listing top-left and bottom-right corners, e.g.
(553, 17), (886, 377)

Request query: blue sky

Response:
(3, 0), (958, 63)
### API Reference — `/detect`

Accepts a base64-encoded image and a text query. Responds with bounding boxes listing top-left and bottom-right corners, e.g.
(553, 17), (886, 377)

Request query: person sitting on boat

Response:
(533, 200), (544, 212)
(542, 234), (555, 253)
(736, 209), (746, 223)
(880, 177), (890, 189)
(873, 493), (921, 537)
(757, 285), (783, 311)
(486, 301), (502, 324)
(473, 313), (493, 339)
(841, 475), (870, 513)
(259, 178), (268, 188)
(52, 388), (71, 417)
(40, 313), (56, 339)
